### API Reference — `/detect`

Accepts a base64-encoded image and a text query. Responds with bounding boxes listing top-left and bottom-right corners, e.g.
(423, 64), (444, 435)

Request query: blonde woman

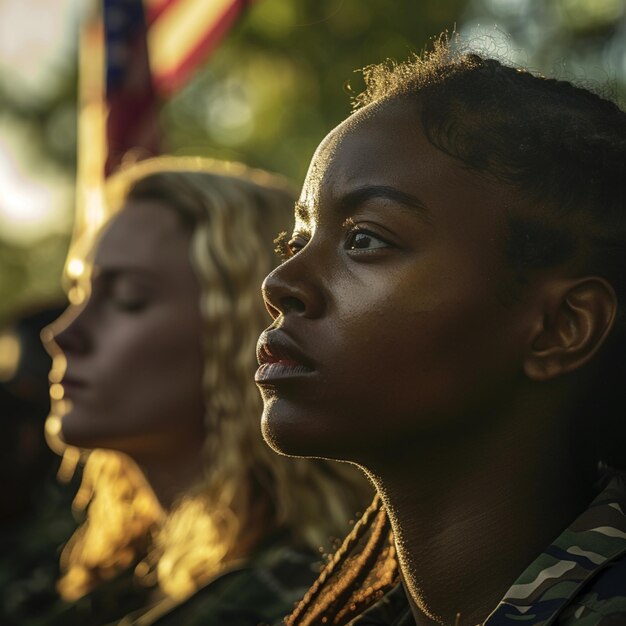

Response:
(44, 158), (371, 626)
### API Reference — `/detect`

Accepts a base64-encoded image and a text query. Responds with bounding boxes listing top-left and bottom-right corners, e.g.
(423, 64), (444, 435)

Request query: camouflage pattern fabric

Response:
(348, 473), (626, 626)
(487, 473), (626, 625)
(108, 542), (321, 626)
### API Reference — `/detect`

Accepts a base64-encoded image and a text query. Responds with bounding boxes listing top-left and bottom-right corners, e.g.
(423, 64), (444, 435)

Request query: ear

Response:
(523, 277), (617, 381)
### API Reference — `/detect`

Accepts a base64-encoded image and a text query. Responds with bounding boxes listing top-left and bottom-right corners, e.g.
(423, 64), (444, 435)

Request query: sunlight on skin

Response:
(0, 332), (20, 382)
(66, 258), (85, 280)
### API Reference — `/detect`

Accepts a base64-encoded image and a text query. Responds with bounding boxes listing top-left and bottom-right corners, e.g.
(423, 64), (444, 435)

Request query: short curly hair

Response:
(355, 36), (626, 286)
(353, 35), (626, 468)
(287, 35), (626, 626)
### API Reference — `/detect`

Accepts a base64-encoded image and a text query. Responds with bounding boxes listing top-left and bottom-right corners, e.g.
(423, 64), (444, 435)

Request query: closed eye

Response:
(112, 297), (148, 313)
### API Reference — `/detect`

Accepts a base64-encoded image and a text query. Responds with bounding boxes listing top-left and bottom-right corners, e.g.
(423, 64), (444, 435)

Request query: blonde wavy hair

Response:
(54, 157), (372, 602)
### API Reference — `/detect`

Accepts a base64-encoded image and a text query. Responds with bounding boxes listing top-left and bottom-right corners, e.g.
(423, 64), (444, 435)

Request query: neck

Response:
(137, 445), (205, 511)
(366, 394), (593, 626)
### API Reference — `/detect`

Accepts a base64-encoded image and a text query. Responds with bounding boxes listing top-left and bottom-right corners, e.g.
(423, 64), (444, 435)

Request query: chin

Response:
(261, 409), (307, 457)
(259, 394), (321, 458)
(60, 411), (108, 451)
(260, 399), (348, 462)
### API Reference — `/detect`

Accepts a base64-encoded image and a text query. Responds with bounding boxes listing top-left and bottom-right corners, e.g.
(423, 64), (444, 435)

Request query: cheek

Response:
(117, 319), (204, 419)
(262, 263), (519, 459)
(65, 313), (205, 446)
(105, 312), (202, 385)
(335, 277), (517, 423)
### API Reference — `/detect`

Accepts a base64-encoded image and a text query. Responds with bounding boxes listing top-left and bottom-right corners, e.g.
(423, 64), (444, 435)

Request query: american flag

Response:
(147, 0), (251, 97)
(68, 0), (251, 280)
(104, 0), (160, 176)
(103, 0), (252, 174)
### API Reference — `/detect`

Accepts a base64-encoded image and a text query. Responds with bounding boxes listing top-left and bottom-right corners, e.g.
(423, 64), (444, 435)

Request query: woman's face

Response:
(50, 200), (206, 462)
(257, 98), (535, 466)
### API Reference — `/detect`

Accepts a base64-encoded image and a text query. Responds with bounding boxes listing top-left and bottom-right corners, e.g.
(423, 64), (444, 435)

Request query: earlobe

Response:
(523, 278), (617, 382)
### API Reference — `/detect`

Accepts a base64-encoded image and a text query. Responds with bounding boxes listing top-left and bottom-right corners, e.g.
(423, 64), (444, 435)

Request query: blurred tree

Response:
(0, 0), (469, 321)
(0, 234), (71, 324)
(0, 67), (78, 172)
(461, 0), (626, 98)
(0, 26), (77, 325)
(162, 0), (469, 181)
(4, 0), (625, 322)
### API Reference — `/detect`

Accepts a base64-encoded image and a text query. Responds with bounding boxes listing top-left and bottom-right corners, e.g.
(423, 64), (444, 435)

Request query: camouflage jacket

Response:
(349, 474), (626, 626)
(0, 475), (80, 626)
(108, 541), (321, 626)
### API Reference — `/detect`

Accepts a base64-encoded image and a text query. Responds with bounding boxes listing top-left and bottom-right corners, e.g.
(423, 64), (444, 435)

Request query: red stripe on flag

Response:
(153, 0), (247, 97)
(105, 3), (161, 176)
(146, 0), (179, 25)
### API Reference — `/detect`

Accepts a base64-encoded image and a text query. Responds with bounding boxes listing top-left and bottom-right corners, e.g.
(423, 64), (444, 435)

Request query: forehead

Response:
(94, 200), (190, 268)
(299, 98), (518, 230)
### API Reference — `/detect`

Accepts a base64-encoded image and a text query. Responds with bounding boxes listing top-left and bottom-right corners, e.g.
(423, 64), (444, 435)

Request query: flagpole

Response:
(66, 0), (254, 297)
(66, 0), (107, 303)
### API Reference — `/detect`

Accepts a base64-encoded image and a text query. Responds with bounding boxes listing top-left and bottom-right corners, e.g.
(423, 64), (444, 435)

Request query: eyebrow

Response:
(294, 185), (431, 224)
(340, 185), (430, 218)
(91, 266), (159, 284)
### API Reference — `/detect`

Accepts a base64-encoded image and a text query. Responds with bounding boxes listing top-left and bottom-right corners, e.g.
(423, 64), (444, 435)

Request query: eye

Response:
(345, 228), (391, 252)
(274, 231), (309, 261)
(108, 282), (149, 313)
(113, 298), (147, 313)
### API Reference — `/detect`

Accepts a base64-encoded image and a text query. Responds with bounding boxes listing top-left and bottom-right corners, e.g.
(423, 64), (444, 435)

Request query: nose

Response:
(42, 305), (90, 358)
(262, 256), (325, 320)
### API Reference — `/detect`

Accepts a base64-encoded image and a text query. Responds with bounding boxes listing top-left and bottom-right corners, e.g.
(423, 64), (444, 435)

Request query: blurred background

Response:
(0, 0), (625, 328)
(1, 4), (623, 621)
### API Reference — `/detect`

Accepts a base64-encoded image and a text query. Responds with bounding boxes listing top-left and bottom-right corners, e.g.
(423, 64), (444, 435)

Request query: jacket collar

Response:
(485, 474), (626, 626)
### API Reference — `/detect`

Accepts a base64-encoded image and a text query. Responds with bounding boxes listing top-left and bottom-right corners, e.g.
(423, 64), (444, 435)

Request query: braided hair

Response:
(287, 35), (626, 625)
(286, 494), (398, 626)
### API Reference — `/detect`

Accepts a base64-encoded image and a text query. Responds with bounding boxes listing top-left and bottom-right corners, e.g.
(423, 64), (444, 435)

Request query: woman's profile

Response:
(44, 157), (371, 626)
(256, 37), (626, 626)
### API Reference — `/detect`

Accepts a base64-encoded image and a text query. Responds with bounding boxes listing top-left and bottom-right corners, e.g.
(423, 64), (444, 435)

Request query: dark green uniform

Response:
(111, 542), (320, 626)
(347, 473), (626, 626)
(3, 503), (320, 626)
(0, 472), (157, 626)
(0, 475), (78, 626)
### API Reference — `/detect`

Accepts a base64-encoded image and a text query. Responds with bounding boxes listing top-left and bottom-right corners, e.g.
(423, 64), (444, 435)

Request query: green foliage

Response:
(0, 234), (70, 326)
(3, 0), (626, 323)
(162, 0), (468, 181)
(1, 1), (469, 323)
(462, 0), (626, 101)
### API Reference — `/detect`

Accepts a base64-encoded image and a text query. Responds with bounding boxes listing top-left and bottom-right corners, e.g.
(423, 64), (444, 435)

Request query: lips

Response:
(60, 374), (87, 395)
(255, 329), (316, 383)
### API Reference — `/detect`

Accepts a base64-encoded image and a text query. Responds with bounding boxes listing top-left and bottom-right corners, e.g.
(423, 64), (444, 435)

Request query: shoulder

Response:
(130, 544), (321, 626)
(557, 555), (626, 626)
